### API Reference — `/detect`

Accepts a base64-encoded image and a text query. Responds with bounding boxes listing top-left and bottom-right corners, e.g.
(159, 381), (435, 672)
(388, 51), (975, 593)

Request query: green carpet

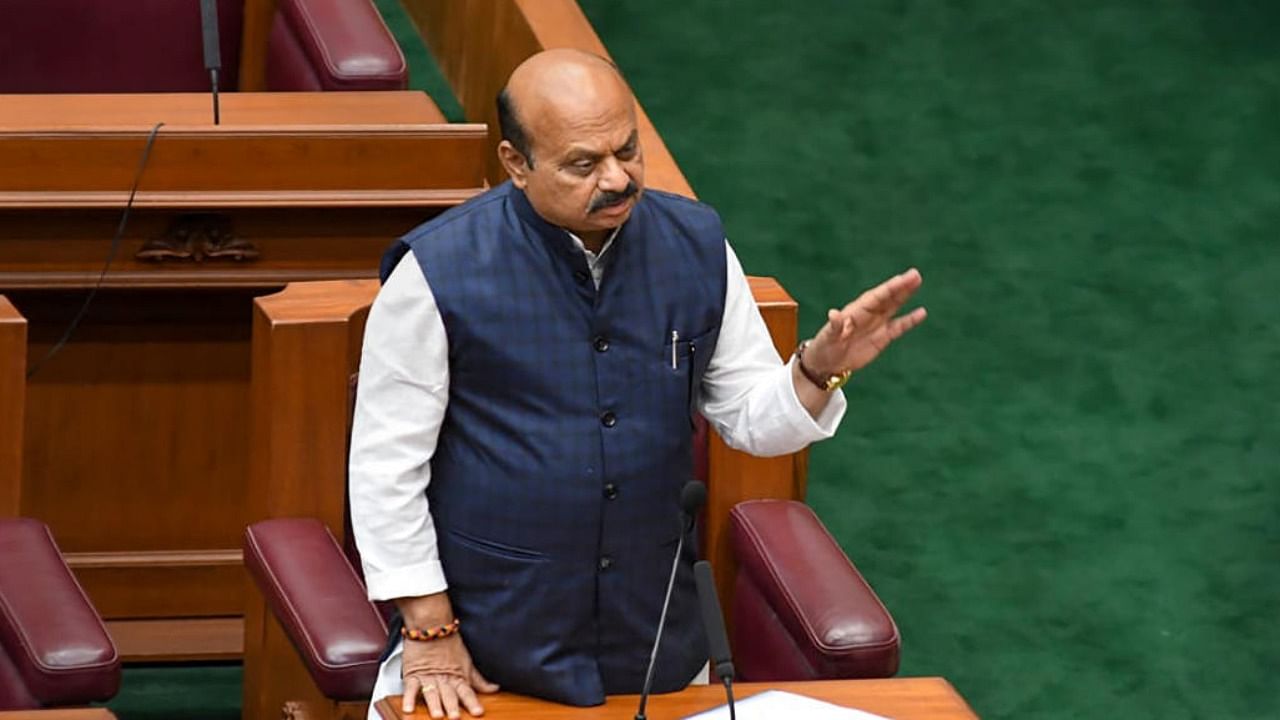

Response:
(110, 2), (1280, 718)
(579, 1), (1280, 718)
(107, 664), (240, 720)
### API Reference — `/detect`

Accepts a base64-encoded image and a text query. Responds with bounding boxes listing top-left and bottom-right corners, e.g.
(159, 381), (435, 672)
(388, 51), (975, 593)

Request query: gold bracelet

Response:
(794, 340), (852, 392)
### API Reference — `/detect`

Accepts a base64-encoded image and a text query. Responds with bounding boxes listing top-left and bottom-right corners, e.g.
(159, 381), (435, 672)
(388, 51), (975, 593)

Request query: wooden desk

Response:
(0, 711), (116, 720)
(0, 91), (483, 663)
(0, 91), (446, 127)
(376, 679), (979, 720)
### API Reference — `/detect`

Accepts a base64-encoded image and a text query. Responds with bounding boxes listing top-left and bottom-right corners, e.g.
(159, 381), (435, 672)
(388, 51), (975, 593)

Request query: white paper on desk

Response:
(683, 689), (892, 720)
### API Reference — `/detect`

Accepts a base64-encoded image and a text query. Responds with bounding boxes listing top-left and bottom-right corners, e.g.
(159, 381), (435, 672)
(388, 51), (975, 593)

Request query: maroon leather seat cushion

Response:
(244, 518), (387, 700)
(730, 500), (899, 680)
(0, 518), (120, 707)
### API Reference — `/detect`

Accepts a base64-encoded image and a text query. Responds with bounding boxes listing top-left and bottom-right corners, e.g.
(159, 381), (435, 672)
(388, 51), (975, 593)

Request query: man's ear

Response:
(497, 141), (531, 189)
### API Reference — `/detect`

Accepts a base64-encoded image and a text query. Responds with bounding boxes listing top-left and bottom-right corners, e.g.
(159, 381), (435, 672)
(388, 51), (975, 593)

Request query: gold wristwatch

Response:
(795, 340), (853, 392)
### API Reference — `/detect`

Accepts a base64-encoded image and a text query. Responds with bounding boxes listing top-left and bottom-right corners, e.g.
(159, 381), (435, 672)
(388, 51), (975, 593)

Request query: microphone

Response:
(695, 560), (737, 720)
(198, 0), (222, 124)
(634, 480), (706, 720)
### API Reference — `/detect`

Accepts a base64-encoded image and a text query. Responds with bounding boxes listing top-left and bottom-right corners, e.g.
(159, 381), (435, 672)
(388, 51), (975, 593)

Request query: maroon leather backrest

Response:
(0, 0), (243, 93)
(268, 0), (405, 91)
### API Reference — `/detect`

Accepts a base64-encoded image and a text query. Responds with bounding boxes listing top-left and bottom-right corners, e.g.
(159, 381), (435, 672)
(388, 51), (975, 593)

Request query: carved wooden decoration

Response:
(137, 215), (259, 263)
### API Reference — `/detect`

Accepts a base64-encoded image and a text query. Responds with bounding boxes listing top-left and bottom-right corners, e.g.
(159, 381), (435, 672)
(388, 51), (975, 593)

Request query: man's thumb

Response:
(471, 668), (500, 693)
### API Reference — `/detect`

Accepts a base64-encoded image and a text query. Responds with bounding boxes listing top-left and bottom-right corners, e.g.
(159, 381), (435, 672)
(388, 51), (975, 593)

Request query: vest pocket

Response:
(438, 528), (564, 696)
(659, 327), (719, 419)
(445, 527), (548, 562)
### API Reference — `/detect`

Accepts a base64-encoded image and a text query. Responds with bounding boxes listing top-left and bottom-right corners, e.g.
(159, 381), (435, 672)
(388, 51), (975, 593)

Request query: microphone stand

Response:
(633, 523), (689, 720)
(209, 68), (220, 125)
(634, 481), (706, 720)
(199, 0), (222, 125)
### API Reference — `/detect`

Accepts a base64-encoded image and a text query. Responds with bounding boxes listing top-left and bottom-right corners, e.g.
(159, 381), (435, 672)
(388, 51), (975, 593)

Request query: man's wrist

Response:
(395, 591), (454, 628)
(794, 339), (852, 392)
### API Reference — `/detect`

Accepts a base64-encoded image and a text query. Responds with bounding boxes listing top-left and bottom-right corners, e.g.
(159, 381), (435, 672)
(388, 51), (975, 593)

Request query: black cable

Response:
(26, 122), (165, 379)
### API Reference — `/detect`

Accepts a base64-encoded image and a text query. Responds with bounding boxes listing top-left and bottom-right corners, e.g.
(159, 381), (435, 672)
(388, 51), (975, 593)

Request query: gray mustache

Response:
(589, 182), (638, 213)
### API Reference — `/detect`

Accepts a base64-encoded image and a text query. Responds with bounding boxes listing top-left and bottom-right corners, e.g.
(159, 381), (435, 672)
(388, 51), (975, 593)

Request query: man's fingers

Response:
(455, 683), (487, 717)
(871, 269), (922, 317)
(402, 676), (421, 714)
(827, 269), (925, 342)
(885, 307), (928, 341)
(439, 682), (462, 720)
(470, 668), (500, 694)
(423, 681), (445, 719)
(887, 268), (923, 306)
(845, 273), (899, 315)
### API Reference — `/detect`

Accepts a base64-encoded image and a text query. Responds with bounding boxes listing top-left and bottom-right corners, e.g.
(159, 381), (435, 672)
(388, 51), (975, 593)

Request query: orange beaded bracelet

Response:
(400, 618), (461, 642)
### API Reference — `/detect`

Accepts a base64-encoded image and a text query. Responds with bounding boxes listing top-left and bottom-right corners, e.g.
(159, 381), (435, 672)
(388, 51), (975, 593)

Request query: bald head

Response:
(495, 49), (645, 245)
(497, 49), (632, 166)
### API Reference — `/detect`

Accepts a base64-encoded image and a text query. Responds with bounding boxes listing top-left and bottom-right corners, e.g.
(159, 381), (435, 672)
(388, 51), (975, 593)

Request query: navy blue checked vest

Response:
(381, 182), (728, 706)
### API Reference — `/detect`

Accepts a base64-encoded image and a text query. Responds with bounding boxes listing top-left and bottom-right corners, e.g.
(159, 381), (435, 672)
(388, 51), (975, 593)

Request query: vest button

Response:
(603, 483), (618, 500)
(598, 555), (614, 571)
(600, 411), (617, 428)
(593, 336), (610, 353)
(574, 270), (590, 284)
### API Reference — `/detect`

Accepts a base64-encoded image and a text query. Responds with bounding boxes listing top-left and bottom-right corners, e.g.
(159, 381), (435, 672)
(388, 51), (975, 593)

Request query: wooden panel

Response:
(0, 207), (430, 290)
(376, 678), (980, 720)
(0, 296), (25, 515)
(248, 280), (378, 531)
(15, 288), (254, 624)
(0, 92), (446, 128)
(239, 0), (280, 92)
(402, 0), (695, 197)
(0, 125), (488, 208)
(18, 289), (255, 555)
(0, 709), (117, 720)
(67, 549), (244, 618)
(107, 617), (243, 662)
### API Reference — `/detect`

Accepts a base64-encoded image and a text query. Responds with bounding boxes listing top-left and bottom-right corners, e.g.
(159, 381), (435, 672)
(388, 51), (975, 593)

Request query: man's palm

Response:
(810, 268), (926, 376)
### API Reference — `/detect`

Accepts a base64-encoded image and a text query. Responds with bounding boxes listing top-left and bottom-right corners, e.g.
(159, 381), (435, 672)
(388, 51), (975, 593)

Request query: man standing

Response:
(350, 49), (925, 719)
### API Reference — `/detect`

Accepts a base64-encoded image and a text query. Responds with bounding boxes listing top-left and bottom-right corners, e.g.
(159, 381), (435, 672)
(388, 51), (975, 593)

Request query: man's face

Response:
(507, 96), (645, 237)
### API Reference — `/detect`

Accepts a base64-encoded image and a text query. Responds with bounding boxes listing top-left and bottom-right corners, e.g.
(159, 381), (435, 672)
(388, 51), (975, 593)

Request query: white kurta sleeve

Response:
(348, 252), (450, 601)
(697, 241), (847, 457)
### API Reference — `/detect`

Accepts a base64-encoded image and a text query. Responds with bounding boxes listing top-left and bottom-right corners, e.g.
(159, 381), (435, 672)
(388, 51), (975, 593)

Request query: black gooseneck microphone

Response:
(634, 480), (707, 720)
(199, 0), (222, 124)
(695, 560), (737, 720)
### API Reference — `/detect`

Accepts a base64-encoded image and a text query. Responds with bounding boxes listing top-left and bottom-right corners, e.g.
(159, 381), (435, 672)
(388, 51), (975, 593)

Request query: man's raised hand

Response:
(805, 268), (927, 380)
